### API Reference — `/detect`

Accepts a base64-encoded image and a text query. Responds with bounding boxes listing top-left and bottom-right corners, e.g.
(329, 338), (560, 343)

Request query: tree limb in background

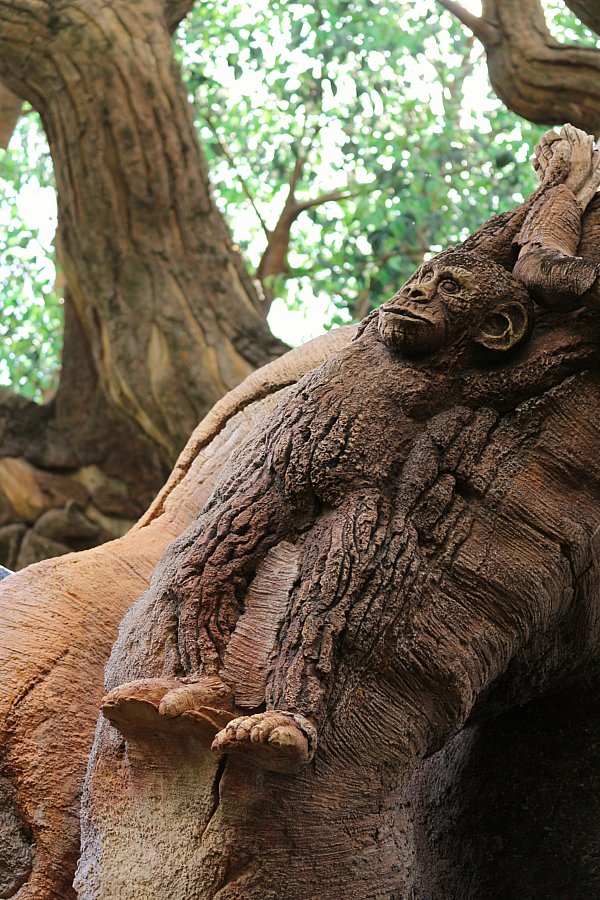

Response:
(255, 147), (365, 312)
(567, 0), (600, 36)
(0, 83), (22, 148)
(162, 0), (195, 33)
(438, 0), (600, 134)
(198, 114), (362, 311)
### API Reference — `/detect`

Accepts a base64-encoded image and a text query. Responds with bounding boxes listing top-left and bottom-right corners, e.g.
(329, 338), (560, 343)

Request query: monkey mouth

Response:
(382, 307), (428, 323)
(378, 305), (440, 357)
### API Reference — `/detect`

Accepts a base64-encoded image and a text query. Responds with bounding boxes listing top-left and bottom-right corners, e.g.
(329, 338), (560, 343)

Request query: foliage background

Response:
(0, 0), (596, 400)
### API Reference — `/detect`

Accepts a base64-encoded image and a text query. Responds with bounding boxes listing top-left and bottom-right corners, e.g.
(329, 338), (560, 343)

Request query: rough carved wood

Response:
(68, 128), (600, 897)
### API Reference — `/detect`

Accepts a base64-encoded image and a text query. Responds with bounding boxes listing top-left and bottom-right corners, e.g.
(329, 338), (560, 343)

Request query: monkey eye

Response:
(440, 278), (460, 294)
(440, 278), (459, 293)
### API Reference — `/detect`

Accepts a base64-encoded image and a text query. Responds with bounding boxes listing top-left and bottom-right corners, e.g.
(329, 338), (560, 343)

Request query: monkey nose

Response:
(406, 285), (431, 303)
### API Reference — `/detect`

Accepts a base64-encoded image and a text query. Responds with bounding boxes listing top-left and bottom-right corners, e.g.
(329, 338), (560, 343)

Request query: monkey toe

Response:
(211, 711), (317, 775)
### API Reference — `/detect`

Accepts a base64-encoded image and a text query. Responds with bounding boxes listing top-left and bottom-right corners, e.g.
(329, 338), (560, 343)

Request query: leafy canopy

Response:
(0, 112), (61, 401)
(0, 0), (594, 398)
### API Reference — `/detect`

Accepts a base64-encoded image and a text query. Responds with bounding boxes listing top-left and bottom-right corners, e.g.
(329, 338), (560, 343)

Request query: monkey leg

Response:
(173, 466), (292, 674)
(212, 489), (398, 773)
(101, 674), (238, 743)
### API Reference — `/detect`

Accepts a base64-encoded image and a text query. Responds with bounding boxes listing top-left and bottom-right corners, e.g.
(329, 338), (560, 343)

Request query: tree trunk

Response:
(0, 0), (286, 569)
(0, 328), (353, 900)
(0, 83), (22, 148)
(74, 145), (600, 894)
(77, 316), (600, 897)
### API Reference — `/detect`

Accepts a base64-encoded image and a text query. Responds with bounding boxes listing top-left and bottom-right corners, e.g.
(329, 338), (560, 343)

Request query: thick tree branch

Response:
(566, 0), (600, 36)
(440, 0), (600, 134)
(163, 0), (195, 33)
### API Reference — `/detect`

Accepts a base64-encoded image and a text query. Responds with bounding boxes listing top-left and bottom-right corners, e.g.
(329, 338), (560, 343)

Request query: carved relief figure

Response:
(102, 125), (600, 776)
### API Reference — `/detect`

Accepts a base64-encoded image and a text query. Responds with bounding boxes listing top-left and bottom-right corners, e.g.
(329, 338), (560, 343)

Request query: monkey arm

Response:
(458, 126), (600, 282)
(514, 184), (600, 311)
(578, 195), (600, 264)
(174, 469), (291, 673)
(458, 184), (545, 270)
(459, 127), (576, 269)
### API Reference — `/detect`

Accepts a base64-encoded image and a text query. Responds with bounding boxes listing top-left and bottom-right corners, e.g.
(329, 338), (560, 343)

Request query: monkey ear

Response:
(474, 301), (532, 354)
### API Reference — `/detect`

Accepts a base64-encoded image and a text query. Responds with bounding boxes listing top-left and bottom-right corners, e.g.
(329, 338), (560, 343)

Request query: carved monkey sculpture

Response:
(103, 127), (600, 774)
(102, 253), (541, 773)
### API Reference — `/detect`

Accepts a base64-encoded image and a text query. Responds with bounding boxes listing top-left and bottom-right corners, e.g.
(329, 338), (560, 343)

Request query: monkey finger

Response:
(541, 143), (554, 167)
(586, 148), (600, 192)
(564, 123), (592, 153)
(574, 147), (600, 207)
(534, 132), (561, 166)
(538, 130), (561, 155)
(548, 140), (570, 171)
(562, 123), (579, 142)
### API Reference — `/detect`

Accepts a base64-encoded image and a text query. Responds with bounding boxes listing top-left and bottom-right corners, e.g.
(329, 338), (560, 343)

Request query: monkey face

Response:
(378, 262), (482, 357)
(377, 252), (533, 360)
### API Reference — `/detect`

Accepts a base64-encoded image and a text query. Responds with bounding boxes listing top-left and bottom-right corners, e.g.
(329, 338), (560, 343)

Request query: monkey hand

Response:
(557, 124), (600, 207)
(533, 129), (571, 189)
(533, 125), (600, 212)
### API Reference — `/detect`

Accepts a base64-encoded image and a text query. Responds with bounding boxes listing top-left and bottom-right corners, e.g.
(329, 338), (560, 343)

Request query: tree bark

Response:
(438, 0), (600, 134)
(0, 0), (288, 568)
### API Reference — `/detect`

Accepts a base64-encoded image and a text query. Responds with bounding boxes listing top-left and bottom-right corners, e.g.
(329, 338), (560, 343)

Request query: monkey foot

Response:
(211, 711), (317, 775)
(101, 675), (236, 742)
